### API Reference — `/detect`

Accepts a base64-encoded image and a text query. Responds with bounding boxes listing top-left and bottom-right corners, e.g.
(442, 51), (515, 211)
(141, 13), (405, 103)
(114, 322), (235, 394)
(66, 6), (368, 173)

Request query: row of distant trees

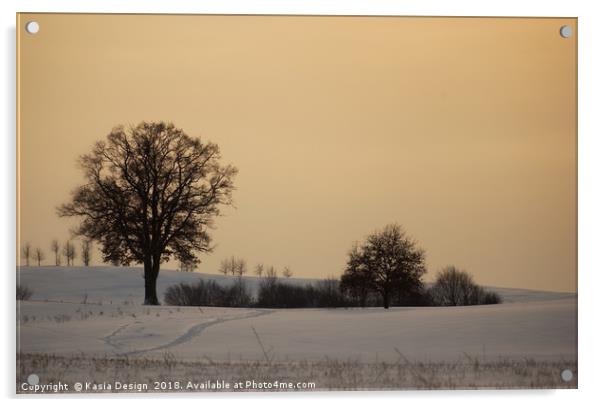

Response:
(215, 256), (293, 279)
(21, 239), (92, 267)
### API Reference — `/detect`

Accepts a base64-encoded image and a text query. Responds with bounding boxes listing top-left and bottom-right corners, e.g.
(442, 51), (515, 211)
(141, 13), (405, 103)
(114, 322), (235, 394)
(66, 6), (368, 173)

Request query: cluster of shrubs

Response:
(255, 277), (351, 308)
(164, 277), (352, 308)
(164, 278), (252, 307)
(163, 266), (501, 308)
(165, 225), (502, 309)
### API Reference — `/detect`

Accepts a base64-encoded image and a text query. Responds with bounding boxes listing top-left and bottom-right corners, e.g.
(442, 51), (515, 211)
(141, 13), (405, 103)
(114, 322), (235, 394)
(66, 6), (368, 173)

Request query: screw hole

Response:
(27, 373), (39, 385)
(559, 25), (572, 38)
(25, 21), (39, 35)
(561, 369), (573, 382)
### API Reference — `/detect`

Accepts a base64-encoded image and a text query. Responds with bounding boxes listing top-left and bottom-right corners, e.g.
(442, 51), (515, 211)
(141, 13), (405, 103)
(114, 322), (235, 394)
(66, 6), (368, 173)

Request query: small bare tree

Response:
(34, 248), (45, 266)
(219, 256), (247, 276)
(63, 241), (76, 266)
(51, 239), (61, 266)
(21, 242), (31, 267)
(282, 266), (293, 279)
(254, 263), (264, 277)
(265, 266), (277, 280)
(81, 240), (92, 266)
(234, 258), (247, 276)
(219, 257), (231, 276)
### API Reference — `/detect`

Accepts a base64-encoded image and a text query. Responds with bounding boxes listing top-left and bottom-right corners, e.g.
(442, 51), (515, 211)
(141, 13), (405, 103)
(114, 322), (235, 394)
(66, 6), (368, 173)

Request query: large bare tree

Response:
(58, 122), (237, 305)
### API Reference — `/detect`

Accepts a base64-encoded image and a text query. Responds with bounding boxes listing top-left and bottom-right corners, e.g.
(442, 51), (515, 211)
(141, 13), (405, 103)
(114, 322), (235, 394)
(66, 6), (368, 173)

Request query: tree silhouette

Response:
(428, 266), (501, 306)
(34, 248), (45, 266)
(265, 266), (277, 280)
(58, 122), (237, 305)
(63, 241), (76, 266)
(81, 240), (92, 266)
(234, 258), (247, 276)
(51, 239), (61, 266)
(21, 242), (31, 267)
(254, 263), (264, 277)
(341, 224), (426, 309)
(219, 256), (247, 276)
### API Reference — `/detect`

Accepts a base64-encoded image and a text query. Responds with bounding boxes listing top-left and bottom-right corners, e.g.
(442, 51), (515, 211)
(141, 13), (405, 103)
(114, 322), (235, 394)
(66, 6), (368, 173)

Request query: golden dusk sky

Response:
(17, 14), (577, 292)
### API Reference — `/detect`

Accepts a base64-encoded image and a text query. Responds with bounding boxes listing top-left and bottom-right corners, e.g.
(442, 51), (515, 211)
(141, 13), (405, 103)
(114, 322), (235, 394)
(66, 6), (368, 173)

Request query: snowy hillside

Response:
(17, 266), (574, 305)
(16, 266), (577, 390)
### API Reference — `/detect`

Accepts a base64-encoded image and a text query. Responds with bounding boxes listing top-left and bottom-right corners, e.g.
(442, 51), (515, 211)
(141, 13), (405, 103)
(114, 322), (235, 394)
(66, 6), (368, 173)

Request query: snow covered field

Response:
(16, 267), (577, 392)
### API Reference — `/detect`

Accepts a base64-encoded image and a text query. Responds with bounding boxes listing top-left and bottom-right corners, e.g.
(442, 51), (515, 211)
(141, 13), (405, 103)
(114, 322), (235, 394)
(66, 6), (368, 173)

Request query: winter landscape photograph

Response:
(16, 14), (577, 392)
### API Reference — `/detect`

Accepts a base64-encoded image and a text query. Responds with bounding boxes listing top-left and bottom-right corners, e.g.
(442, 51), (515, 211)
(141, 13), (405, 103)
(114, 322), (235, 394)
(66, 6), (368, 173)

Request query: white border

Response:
(3, 1), (601, 406)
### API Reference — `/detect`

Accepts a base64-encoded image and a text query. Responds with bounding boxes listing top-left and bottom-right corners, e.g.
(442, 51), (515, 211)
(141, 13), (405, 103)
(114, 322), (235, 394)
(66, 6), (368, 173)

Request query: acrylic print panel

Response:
(16, 14), (577, 393)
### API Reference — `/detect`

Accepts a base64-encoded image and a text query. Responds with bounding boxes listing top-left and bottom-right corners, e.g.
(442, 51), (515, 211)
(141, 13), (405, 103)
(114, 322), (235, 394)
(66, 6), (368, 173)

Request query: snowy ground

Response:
(16, 266), (577, 392)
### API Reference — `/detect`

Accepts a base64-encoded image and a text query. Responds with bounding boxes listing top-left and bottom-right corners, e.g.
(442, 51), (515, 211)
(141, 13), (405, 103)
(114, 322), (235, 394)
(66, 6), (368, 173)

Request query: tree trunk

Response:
(144, 274), (159, 305)
(143, 256), (160, 305)
(383, 289), (390, 309)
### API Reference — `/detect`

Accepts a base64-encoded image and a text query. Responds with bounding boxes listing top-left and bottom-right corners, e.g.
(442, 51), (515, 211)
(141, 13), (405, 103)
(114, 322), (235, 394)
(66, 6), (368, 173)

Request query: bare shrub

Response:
(164, 279), (252, 307)
(17, 284), (33, 301)
(428, 266), (501, 306)
(256, 280), (307, 308)
(308, 277), (350, 308)
(165, 276), (352, 308)
(256, 277), (351, 308)
(229, 277), (252, 307)
(482, 290), (502, 305)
